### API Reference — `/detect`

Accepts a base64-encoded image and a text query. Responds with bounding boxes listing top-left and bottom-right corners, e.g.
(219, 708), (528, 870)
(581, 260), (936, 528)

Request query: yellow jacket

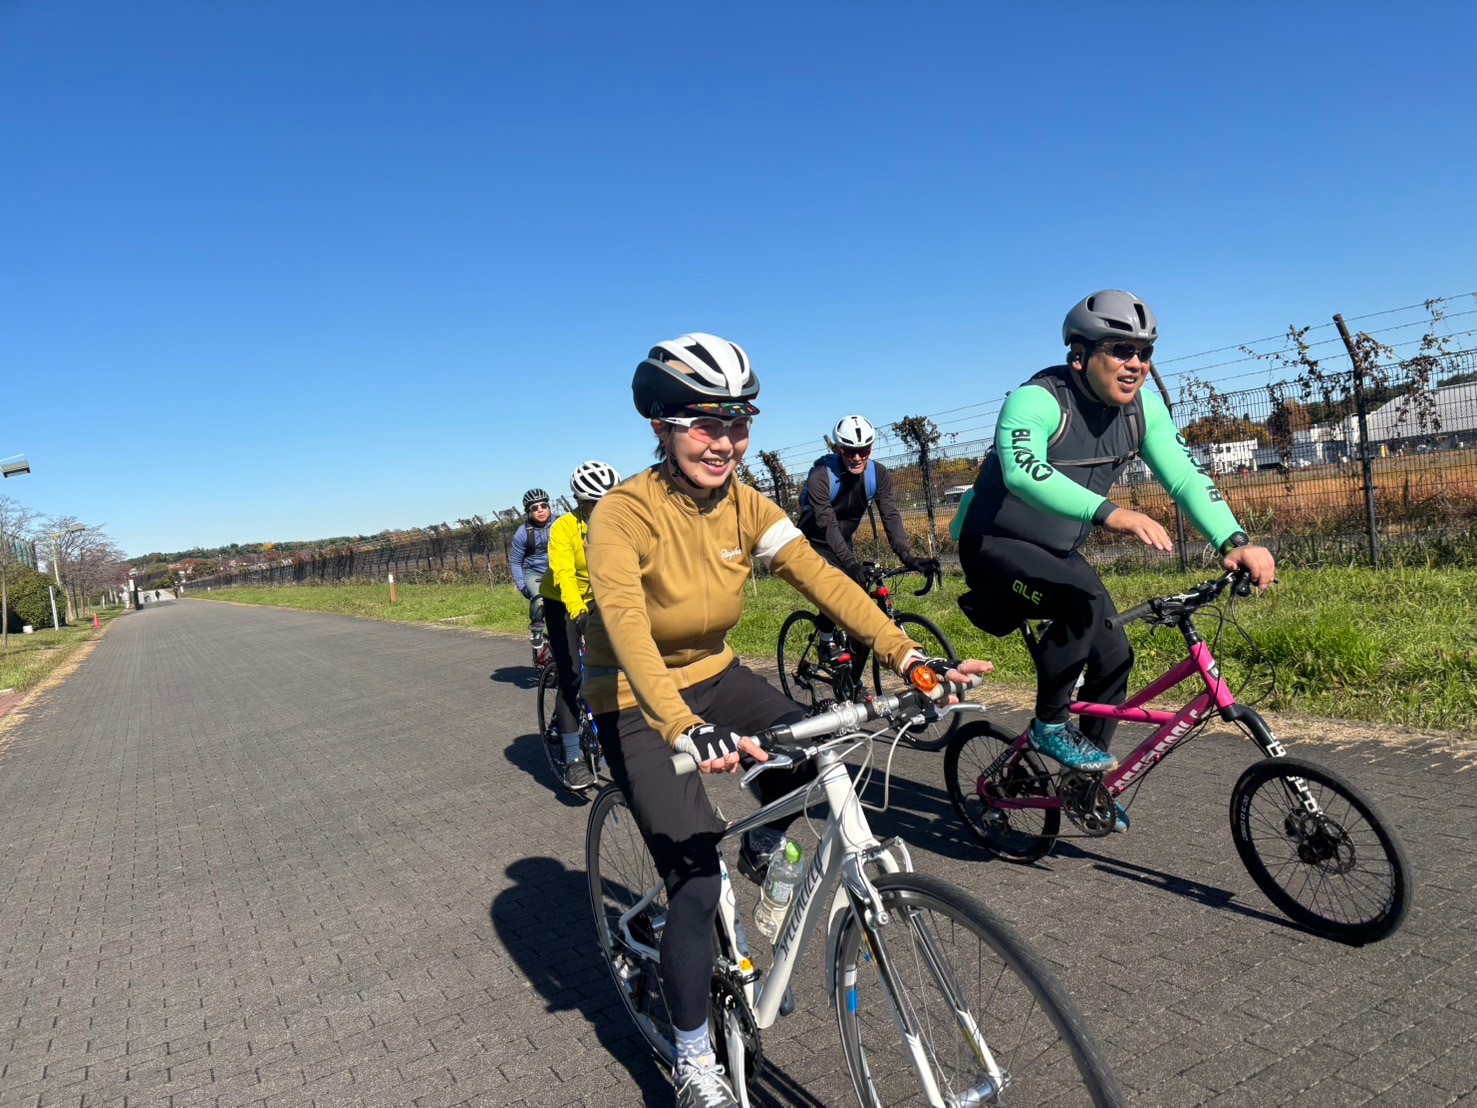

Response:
(539, 511), (593, 618)
(584, 466), (918, 747)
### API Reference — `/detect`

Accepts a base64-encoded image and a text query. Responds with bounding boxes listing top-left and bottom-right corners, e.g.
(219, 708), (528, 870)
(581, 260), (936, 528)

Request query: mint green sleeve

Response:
(996, 385), (1110, 522)
(1139, 390), (1243, 550)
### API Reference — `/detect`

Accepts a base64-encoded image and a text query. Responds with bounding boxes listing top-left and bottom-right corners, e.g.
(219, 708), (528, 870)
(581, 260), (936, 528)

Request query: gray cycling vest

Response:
(961, 365), (1145, 555)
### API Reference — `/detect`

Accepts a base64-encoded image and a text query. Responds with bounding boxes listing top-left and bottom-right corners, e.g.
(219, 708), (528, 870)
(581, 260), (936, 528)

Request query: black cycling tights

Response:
(960, 534), (1134, 749)
(543, 597), (581, 735)
(596, 663), (811, 1033)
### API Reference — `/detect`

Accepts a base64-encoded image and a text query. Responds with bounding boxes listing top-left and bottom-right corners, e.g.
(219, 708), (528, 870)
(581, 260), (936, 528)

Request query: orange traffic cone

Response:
(93, 613), (100, 629)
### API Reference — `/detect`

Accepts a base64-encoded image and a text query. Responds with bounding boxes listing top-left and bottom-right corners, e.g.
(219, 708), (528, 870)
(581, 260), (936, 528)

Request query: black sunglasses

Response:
(839, 445), (872, 458)
(1099, 340), (1154, 363)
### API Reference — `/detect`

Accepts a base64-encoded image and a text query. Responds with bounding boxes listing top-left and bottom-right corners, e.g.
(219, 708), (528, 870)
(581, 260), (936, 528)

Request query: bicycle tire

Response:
(777, 610), (857, 710)
(586, 784), (678, 1066)
(883, 612), (959, 751)
(944, 720), (1060, 863)
(834, 872), (1122, 1107)
(1229, 756), (1411, 944)
(536, 665), (566, 781)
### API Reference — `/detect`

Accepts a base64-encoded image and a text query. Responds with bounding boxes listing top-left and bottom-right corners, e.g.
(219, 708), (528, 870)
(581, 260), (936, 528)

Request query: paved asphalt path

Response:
(0, 599), (1473, 1107)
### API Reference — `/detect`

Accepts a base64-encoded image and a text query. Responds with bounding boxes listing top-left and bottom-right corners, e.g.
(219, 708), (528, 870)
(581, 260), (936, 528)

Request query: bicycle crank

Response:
(709, 972), (764, 1080)
(1059, 771), (1116, 837)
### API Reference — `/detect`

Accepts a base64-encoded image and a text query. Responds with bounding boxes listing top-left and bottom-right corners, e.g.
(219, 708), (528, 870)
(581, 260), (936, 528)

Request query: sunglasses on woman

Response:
(661, 414), (754, 441)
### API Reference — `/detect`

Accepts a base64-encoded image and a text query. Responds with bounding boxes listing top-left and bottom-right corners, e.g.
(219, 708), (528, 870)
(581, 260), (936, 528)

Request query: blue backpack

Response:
(800, 454), (877, 513)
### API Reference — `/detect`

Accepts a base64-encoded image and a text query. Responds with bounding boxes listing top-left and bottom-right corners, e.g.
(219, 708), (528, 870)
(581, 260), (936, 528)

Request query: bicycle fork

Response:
(853, 896), (1007, 1107)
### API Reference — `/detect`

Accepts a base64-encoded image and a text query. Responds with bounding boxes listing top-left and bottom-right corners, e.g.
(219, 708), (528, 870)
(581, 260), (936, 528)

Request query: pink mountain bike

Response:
(945, 569), (1411, 944)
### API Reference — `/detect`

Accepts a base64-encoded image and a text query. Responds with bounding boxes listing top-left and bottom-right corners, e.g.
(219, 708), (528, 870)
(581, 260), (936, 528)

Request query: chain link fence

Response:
(182, 323), (1477, 590)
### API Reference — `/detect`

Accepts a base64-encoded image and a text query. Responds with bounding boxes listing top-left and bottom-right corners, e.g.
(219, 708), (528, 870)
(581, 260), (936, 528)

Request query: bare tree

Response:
(0, 495), (38, 648)
(892, 415), (946, 554)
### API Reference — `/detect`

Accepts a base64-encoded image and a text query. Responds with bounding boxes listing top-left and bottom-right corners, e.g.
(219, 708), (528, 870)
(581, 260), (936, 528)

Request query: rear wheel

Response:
(586, 785), (677, 1065)
(945, 720), (1060, 862)
(1230, 757), (1411, 943)
(834, 872), (1122, 1107)
(536, 665), (565, 784)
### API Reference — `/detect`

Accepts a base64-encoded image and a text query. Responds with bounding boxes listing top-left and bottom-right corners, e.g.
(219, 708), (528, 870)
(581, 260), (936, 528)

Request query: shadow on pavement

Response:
(490, 663), (541, 690)
(1055, 842), (1296, 930)
(857, 763), (1002, 864)
(492, 857), (841, 1108)
(504, 732), (594, 810)
(492, 857), (671, 1105)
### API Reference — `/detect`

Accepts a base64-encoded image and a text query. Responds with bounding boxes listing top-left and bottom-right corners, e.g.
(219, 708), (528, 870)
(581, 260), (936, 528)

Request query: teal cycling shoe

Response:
(1028, 719), (1118, 773)
(1111, 801), (1130, 833)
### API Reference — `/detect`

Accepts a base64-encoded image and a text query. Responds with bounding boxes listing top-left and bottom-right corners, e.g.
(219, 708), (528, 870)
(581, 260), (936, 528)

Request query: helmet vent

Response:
(1134, 303), (1148, 329)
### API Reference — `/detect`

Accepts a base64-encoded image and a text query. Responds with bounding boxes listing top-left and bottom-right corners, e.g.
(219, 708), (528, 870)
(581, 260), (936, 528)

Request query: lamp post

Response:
(48, 523), (86, 625)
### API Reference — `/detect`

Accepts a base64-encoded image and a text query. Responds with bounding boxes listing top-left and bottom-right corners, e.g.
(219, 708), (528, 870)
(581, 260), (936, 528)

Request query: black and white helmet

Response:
(1062, 290), (1158, 347)
(632, 332), (761, 418)
(833, 415), (876, 450)
(522, 488), (550, 510)
(570, 461), (620, 502)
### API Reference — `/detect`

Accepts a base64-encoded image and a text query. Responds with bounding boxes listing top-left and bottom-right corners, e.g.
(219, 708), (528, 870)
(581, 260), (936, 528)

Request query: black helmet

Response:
(633, 332), (761, 419)
(522, 488), (549, 511)
(1062, 290), (1158, 347)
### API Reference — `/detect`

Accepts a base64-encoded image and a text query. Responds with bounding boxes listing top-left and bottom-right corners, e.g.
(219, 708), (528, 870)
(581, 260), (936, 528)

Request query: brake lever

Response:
(739, 752), (796, 790)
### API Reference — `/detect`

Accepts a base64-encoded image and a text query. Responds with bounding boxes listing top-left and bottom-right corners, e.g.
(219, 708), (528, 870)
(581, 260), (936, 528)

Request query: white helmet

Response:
(833, 415), (877, 450)
(570, 460), (620, 502)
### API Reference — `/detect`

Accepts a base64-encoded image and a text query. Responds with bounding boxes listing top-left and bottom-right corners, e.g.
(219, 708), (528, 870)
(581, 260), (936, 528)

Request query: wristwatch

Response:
(1219, 531), (1251, 555)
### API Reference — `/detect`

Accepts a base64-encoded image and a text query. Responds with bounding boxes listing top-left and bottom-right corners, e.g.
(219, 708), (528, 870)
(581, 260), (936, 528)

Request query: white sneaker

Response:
(674, 1054), (737, 1108)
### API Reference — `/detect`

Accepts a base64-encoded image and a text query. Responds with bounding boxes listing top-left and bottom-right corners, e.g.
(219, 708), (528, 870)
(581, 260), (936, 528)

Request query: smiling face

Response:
(653, 416), (752, 494)
(1078, 341), (1152, 407)
(839, 445), (871, 474)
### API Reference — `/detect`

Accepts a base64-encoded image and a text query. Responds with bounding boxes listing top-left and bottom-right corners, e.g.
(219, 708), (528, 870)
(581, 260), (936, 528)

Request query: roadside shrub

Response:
(3, 566), (66, 631)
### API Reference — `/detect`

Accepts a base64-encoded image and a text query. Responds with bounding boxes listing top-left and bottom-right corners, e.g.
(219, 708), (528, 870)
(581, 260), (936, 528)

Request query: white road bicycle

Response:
(586, 673), (1123, 1107)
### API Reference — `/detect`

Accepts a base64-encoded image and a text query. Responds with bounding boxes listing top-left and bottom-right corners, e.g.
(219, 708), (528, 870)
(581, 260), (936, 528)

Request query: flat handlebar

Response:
(1104, 568), (1256, 632)
(670, 670), (982, 776)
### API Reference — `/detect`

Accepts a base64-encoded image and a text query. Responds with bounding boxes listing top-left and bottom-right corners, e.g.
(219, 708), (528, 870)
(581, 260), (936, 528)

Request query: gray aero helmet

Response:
(833, 415), (877, 449)
(632, 332), (761, 418)
(1062, 290), (1158, 347)
(570, 460), (621, 502)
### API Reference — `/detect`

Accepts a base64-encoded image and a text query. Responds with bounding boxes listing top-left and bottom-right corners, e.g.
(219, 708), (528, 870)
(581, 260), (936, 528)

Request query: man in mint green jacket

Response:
(955, 290), (1275, 790)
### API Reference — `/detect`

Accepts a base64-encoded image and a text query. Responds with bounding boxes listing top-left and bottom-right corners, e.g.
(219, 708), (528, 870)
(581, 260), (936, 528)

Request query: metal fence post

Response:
(1334, 313), (1381, 568)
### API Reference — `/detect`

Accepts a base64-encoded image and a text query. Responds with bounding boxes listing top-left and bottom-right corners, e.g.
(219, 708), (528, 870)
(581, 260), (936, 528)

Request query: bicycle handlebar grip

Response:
(1105, 602), (1155, 632)
(671, 752), (698, 776)
(912, 569), (936, 598)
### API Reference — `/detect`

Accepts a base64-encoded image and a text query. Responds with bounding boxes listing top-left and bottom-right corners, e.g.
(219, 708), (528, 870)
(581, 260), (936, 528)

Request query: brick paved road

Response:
(1, 599), (1473, 1107)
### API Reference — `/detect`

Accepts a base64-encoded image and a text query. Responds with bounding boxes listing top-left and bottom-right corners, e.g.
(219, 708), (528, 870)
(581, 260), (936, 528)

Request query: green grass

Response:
(0, 607), (130, 696)
(190, 568), (1477, 732)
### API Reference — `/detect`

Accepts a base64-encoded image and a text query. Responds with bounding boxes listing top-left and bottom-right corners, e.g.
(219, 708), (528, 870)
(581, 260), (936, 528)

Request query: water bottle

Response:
(752, 840), (804, 942)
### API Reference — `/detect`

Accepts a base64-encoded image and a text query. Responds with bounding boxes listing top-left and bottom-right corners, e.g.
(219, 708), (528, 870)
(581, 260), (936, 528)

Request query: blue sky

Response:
(4, 1), (1475, 558)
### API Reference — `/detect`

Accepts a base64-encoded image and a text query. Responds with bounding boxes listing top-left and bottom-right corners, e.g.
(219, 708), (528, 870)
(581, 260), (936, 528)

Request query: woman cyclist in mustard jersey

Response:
(539, 460), (621, 789)
(583, 332), (990, 1108)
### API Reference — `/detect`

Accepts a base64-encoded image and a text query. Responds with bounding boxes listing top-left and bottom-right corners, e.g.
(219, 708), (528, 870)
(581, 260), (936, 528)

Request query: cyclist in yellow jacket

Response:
(539, 460), (621, 789)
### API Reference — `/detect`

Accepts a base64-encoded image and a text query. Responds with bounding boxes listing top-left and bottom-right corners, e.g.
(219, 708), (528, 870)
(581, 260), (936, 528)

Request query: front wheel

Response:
(1230, 756), (1411, 944)
(945, 720), (1060, 862)
(834, 872), (1122, 1107)
(777, 610), (855, 711)
(877, 612), (960, 751)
